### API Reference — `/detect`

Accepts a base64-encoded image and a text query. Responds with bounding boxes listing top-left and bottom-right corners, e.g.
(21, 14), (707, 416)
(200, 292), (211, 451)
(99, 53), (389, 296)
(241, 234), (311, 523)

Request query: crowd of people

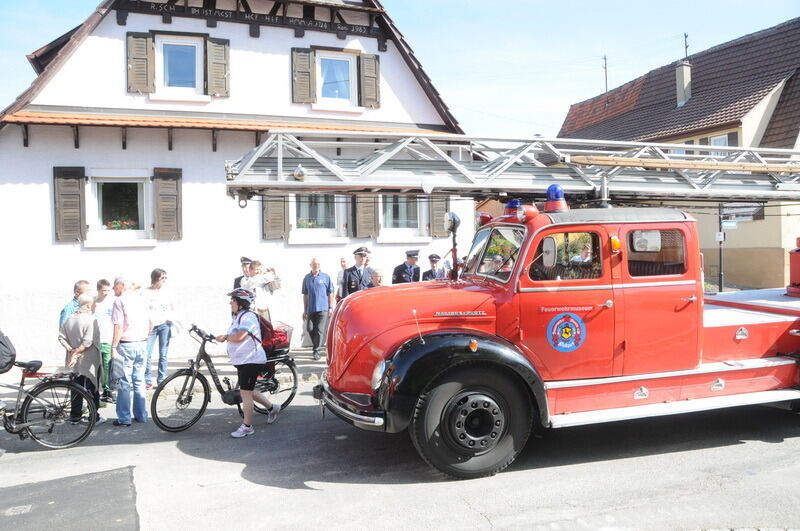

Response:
(58, 271), (174, 427)
(55, 247), (453, 437)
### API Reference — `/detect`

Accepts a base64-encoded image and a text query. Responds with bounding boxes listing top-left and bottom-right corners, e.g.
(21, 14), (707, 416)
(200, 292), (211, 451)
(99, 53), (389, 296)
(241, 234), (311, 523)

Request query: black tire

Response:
(254, 359), (298, 413)
(151, 369), (210, 432)
(21, 380), (96, 449)
(409, 365), (533, 479)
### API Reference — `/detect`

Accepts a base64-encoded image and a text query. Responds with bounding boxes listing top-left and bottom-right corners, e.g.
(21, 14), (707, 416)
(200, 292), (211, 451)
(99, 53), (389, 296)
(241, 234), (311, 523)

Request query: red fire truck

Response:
(314, 185), (800, 479)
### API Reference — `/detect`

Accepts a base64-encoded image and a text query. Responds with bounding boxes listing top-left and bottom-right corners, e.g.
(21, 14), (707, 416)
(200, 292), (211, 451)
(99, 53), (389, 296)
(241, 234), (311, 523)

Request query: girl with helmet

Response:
(215, 288), (280, 438)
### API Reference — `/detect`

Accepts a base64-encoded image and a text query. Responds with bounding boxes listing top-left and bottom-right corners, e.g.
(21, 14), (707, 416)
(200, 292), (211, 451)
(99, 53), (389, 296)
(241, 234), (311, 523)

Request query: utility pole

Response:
(684, 32), (689, 59)
(602, 55), (608, 105)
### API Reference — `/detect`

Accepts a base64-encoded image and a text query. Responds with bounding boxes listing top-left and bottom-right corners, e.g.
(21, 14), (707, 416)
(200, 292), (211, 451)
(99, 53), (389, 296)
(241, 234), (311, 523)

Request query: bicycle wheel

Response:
(21, 380), (96, 449)
(151, 369), (210, 432)
(254, 358), (298, 413)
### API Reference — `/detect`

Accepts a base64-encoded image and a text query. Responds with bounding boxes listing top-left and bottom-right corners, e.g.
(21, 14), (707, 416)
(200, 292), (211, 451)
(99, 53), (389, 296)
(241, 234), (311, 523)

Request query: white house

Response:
(0, 0), (474, 365)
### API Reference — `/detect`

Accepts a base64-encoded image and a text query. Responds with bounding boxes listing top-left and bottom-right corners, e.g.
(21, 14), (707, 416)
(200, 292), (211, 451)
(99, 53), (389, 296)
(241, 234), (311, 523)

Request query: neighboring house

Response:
(558, 17), (800, 289)
(0, 0), (472, 362)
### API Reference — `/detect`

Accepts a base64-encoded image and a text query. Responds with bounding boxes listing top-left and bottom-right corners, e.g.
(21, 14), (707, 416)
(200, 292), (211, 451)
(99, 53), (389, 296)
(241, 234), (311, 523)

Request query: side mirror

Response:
(444, 212), (461, 234)
(542, 237), (556, 268)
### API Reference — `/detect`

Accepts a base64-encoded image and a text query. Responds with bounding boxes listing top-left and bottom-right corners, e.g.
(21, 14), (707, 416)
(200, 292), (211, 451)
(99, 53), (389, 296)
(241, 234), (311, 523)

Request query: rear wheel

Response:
(254, 359), (298, 413)
(410, 365), (533, 479)
(22, 380), (96, 449)
(151, 369), (210, 432)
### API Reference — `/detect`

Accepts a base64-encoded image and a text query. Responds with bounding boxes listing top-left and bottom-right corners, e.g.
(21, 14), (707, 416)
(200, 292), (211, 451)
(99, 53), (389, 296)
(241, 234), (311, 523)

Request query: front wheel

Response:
(22, 380), (96, 449)
(151, 369), (210, 432)
(409, 365), (533, 479)
(254, 358), (298, 413)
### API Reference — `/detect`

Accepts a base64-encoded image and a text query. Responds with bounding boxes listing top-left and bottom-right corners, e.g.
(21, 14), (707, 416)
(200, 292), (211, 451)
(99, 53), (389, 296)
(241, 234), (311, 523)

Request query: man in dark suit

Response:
(392, 250), (421, 284)
(422, 254), (448, 281)
(341, 247), (374, 298)
(233, 257), (252, 289)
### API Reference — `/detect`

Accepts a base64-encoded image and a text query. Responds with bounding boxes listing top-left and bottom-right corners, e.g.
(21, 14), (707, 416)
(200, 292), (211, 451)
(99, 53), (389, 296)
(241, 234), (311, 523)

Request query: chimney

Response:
(675, 60), (692, 107)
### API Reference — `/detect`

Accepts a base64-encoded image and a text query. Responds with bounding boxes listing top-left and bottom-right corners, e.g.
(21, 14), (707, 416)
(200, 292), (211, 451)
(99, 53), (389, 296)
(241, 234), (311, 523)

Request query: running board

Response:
(548, 389), (800, 428)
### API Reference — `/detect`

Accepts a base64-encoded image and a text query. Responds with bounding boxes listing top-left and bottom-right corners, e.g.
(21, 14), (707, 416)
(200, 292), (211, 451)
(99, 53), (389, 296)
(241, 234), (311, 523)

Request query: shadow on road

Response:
(4, 382), (800, 490)
(174, 395), (800, 489)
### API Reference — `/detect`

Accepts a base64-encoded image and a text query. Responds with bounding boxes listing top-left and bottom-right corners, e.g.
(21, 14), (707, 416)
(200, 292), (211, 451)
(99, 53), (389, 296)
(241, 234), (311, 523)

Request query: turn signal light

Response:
(610, 235), (621, 253)
(468, 339), (479, 352)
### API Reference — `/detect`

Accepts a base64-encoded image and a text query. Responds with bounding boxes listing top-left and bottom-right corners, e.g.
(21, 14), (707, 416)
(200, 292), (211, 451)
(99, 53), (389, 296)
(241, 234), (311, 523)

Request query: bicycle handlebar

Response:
(189, 324), (216, 343)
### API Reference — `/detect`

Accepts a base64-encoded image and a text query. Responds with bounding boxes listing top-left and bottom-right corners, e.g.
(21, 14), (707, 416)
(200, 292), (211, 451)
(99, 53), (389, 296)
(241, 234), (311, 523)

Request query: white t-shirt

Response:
(226, 310), (266, 366)
(94, 296), (116, 344)
(143, 287), (172, 326)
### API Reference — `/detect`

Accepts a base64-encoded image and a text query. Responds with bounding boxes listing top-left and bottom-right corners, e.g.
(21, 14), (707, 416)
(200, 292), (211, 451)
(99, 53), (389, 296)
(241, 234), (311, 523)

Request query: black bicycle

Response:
(151, 324), (298, 432)
(1, 360), (96, 449)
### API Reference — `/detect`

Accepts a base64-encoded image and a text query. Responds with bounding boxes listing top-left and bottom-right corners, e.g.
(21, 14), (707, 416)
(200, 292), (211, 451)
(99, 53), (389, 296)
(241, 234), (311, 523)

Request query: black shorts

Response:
(236, 363), (267, 391)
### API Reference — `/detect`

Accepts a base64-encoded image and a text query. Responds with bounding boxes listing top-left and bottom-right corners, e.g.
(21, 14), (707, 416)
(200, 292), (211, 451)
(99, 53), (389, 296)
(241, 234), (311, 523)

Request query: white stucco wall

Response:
(31, 12), (446, 128)
(0, 123), (475, 367)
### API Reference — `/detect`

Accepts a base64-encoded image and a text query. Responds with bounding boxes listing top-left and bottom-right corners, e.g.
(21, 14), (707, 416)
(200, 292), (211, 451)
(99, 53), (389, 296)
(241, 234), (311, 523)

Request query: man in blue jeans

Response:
(110, 278), (151, 426)
(144, 268), (173, 389)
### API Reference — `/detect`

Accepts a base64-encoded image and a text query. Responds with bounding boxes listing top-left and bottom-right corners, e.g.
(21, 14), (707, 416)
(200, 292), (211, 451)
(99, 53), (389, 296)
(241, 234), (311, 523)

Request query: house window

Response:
(98, 182), (143, 230)
(163, 43), (197, 88)
(383, 195), (419, 229)
(296, 194), (336, 229)
(315, 51), (358, 109)
(87, 173), (153, 244)
(710, 134), (728, 157)
(154, 35), (205, 100)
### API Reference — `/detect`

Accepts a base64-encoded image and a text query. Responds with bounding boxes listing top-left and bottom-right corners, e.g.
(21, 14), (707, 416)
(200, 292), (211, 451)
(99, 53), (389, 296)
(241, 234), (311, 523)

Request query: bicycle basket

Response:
(0, 328), (17, 374)
(271, 322), (292, 351)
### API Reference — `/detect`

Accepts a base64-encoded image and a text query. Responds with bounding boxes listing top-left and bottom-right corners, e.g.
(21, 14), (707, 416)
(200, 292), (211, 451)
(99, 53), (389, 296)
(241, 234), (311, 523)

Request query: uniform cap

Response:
(406, 249), (420, 258)
(240, 256), (252, 264)
(428, 254), (441, 261)
(353, 246), (371, 256)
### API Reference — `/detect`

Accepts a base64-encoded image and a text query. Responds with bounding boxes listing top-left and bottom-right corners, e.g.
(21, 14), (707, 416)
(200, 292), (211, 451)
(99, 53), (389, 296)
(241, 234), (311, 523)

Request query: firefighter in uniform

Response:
(340, 247), (374, 298)
(392, 250), (421, 284)
(422, 254), (448, 280)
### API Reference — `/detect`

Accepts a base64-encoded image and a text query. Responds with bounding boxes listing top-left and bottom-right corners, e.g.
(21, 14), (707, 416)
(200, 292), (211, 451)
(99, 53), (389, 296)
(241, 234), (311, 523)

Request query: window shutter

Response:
(53, 167), (86, 242)
(354, 195), (378, 238)
(205, 38), (230, 97)
(263, 196), (288, 240)
(126, 32), (154, 94)
(153, 168), (182, 241)
(291, 48), (316, 103)
(727, 131), (739, 147)
(358, 54), (380, 108)
(429, 196), (450, 237)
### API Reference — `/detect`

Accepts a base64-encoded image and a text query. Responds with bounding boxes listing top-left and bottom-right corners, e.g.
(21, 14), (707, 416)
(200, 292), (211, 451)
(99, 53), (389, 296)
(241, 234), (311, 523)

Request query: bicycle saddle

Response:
(15, 360), (42, 374)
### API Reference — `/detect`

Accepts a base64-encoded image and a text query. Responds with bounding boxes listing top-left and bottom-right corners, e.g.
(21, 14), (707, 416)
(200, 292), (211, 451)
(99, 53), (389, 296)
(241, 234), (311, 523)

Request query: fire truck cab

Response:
(315, 186), (800, 479)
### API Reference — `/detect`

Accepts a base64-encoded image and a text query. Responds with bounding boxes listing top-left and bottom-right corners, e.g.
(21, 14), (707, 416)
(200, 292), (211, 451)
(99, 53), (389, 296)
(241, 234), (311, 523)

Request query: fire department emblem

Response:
(547, 312), (586, 352)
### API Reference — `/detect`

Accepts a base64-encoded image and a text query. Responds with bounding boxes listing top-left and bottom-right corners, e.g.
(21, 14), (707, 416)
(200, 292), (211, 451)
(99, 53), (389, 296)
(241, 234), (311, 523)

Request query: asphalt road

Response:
(2, 366), (800, 530)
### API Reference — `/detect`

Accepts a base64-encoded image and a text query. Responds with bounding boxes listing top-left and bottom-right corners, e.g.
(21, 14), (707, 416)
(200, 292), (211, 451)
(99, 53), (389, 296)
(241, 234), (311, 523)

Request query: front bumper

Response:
(314, 372), (386, 431)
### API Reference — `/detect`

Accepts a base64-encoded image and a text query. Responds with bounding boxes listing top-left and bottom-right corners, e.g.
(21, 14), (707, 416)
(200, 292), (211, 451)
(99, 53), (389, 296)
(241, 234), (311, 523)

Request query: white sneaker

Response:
(95, 416), (107, 425)
(231, 424), (254, 438)
(267, 404), (281, 424)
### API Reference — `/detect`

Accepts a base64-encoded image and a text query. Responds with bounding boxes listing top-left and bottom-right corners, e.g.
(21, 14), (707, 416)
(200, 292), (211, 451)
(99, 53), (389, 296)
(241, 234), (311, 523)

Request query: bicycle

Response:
(1, 360), (96, 449)
(151, 324), (298, 432)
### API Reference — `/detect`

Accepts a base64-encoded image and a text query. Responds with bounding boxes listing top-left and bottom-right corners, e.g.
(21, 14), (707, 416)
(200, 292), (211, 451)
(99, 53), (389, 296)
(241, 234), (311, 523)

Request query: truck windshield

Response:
(465, 226), (525, 283)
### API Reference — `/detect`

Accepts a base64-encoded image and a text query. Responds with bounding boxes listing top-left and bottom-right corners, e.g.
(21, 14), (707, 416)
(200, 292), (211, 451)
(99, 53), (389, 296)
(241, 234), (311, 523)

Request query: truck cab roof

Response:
(545, 207), (693, 225)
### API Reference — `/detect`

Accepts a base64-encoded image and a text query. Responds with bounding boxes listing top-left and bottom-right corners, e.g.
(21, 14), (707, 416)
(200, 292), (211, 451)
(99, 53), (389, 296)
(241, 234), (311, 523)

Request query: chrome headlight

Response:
(371, 359), (387, 391)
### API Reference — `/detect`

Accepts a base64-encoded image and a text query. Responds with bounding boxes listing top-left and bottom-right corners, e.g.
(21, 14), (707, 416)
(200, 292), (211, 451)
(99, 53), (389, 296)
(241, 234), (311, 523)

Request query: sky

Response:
(1, 1), (798, 137)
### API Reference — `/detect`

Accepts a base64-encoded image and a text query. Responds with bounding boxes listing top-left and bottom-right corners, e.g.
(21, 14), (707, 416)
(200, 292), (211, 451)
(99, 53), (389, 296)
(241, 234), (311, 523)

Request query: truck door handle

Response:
(597, 300), (613, 308)
(788, 330), (800, 336)
(681, 295), (697, 303)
